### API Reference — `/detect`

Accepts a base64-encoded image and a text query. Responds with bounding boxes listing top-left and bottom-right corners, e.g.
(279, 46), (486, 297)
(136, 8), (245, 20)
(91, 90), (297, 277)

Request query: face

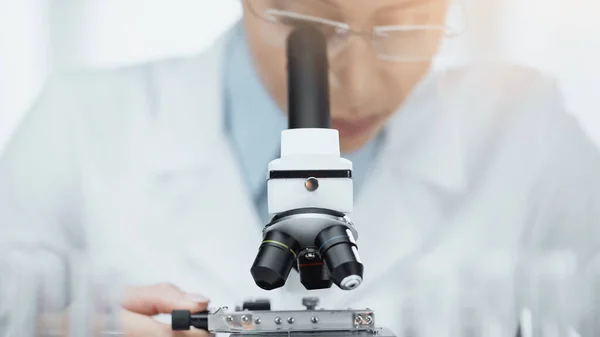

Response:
(243, 0), (448, 152)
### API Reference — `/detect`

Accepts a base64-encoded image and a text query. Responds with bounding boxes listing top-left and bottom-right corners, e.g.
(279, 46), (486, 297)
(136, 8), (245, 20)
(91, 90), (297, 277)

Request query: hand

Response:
(121, 283), (210, 337)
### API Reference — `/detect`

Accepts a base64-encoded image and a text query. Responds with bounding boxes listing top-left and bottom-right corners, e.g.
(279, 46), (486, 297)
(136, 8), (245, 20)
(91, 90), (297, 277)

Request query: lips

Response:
(331, 116), (381, 138)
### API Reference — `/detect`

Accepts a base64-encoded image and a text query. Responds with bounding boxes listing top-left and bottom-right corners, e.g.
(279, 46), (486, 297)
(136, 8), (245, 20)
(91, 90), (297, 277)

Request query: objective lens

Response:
(251, 230), (301, 290)
(315, 225), (364, 290)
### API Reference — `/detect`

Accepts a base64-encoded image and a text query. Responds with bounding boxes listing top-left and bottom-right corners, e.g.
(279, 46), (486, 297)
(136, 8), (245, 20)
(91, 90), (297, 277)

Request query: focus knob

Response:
(302, 297), (320, 310)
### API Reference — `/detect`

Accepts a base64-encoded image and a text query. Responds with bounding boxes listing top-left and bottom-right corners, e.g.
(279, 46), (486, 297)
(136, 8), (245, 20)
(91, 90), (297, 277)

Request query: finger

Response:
(38, 311), (68, 335)
(122, 309), (171, 337)
(122, 283), (209, 316)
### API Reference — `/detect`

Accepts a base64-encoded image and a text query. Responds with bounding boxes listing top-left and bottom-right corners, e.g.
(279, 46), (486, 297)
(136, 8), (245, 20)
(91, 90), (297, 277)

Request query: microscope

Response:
(171, 26), (392, 337)
(249, 24), (362, 293)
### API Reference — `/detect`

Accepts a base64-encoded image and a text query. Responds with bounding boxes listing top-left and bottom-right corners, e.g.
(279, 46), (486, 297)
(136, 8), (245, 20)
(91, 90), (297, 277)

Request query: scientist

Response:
(1, 0), (600, 336)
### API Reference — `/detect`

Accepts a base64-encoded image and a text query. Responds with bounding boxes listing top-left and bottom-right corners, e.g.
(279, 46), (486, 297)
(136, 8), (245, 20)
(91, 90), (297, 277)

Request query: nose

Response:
(329, 37), (382, 113)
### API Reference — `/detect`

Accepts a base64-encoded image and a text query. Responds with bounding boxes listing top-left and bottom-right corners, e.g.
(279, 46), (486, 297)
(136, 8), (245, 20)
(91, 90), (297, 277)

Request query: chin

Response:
(334, 115), (388, 153)
(339, 134), (374, 154)
(339, 117), (386, 153)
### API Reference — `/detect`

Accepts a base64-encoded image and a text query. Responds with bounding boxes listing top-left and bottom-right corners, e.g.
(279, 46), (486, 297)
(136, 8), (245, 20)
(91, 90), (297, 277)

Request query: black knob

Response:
(302, 297), (320, 310)
(242, 298), (271, 311)
(172, 310), (209, 331)
(172, 310), (191, 331)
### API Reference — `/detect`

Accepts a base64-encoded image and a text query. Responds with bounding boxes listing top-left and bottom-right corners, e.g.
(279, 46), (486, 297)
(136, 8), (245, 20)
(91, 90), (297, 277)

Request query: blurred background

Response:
(1, 0), (599, 151)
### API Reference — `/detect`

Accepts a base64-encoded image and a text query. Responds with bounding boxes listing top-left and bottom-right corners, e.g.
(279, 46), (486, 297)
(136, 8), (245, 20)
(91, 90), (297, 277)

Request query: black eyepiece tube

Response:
(286, 26), (331, 129)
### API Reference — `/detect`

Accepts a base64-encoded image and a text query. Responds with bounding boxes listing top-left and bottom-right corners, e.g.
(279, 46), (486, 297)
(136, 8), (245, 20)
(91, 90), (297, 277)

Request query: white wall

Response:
(1, 0), (599, 150)
(49, 0), (242, 70)
(496, 0), (600, 146)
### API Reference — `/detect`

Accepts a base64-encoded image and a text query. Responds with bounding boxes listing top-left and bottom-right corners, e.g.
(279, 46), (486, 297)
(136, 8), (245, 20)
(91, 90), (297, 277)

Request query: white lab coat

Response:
(1, 27), (599, 333)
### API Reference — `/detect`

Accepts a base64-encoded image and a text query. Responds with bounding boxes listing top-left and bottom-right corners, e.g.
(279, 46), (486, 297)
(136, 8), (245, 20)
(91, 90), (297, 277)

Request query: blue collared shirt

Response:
(223, 24), (382, 224)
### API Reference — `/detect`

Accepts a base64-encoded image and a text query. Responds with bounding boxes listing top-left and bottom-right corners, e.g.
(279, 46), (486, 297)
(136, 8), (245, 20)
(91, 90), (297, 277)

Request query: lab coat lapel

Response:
(146, 31), (266, 299)
(336, 72), (470, 305)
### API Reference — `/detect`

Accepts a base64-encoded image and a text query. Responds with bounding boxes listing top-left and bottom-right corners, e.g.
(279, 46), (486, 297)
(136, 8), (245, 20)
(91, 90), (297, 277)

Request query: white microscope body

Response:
(267, 128), (353, 215)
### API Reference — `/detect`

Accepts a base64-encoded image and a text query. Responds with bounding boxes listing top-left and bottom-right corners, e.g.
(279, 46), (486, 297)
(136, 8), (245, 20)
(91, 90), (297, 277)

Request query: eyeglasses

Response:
(246, 0), (457, 63)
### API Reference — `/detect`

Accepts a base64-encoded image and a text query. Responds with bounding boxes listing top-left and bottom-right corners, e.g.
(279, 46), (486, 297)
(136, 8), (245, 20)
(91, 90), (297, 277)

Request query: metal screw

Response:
(354, 316), (363, 325)
(287, 317), (294, 324)
(311, 317), (319, 324)
(365, 315), (373, 324)
(226, 316), (234, 322)
(274, 317), (282, 325)
(254, 318), (261, 324)
(241, 316), (250, 323)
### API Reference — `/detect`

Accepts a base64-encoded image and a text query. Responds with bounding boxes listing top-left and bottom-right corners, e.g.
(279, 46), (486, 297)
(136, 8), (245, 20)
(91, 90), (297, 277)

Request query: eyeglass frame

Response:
(245, 0), (466, 63)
